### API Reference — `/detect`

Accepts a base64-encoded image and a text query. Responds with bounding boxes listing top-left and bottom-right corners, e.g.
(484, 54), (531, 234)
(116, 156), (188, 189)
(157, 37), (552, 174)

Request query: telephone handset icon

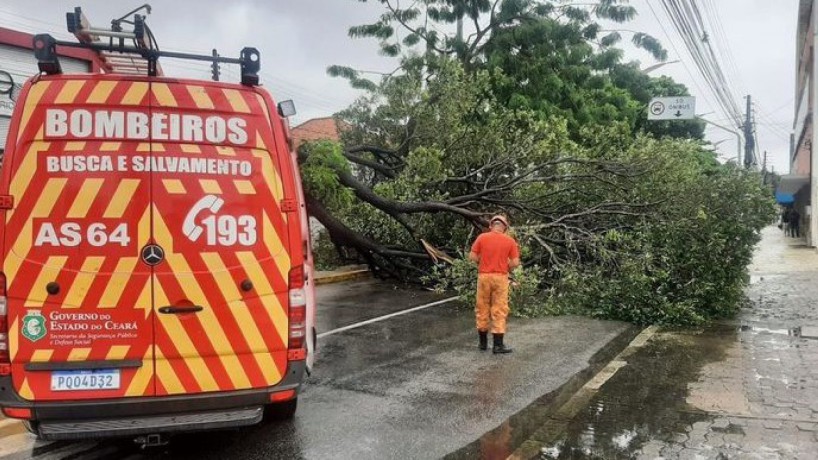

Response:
(183, 195), (225, 242)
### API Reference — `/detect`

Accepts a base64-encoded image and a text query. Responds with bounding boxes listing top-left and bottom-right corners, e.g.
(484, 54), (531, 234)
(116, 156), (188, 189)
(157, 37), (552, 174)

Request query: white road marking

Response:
(317, 296), (460, 339)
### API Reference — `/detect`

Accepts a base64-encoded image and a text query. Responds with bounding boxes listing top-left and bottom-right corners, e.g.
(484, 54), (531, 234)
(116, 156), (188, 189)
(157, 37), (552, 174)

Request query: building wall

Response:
(0, 27), (102, 153)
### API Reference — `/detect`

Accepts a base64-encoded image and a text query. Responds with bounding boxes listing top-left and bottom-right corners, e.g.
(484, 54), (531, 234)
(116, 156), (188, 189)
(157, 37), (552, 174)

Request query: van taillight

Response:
(0, 272), (9, 375)
(288, 266), (306, 357)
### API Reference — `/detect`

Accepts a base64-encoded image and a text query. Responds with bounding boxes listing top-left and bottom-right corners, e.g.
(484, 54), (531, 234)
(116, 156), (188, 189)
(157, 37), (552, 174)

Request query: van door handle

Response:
(158, 305), (204, 314)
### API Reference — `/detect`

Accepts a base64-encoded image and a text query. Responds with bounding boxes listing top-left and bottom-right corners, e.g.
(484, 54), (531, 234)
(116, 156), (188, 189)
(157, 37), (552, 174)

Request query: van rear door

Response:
(3, 76), (155, 401)
(149, 81), (291, 395)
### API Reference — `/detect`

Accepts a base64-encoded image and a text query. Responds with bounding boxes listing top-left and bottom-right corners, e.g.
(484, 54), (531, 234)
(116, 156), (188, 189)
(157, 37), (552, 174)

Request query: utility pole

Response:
(211, 49), (220, 82)
(743, 95), (755, 168)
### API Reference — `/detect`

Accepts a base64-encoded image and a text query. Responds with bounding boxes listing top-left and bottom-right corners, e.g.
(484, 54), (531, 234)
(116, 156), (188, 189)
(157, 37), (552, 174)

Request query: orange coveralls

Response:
(470, 231), (520, 334)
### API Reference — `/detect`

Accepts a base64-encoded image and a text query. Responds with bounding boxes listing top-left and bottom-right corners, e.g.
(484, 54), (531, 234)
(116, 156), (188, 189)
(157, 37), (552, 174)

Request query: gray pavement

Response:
(527, 226), (818, 459)
(0, 279), (634, 459)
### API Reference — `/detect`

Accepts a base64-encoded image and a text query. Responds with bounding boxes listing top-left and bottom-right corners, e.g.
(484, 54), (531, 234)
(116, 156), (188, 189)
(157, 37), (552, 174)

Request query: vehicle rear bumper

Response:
(0, 361), (305, 439)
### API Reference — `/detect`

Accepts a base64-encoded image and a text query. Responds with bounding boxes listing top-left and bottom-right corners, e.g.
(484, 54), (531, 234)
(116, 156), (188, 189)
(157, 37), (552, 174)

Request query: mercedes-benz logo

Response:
(141, 244), (165, 266)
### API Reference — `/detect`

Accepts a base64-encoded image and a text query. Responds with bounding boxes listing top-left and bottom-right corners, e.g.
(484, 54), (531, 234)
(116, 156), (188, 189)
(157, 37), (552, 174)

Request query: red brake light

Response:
(2, 407), (32, 419)
(269, 389), (296, 402)
(288, 265), (304, 289)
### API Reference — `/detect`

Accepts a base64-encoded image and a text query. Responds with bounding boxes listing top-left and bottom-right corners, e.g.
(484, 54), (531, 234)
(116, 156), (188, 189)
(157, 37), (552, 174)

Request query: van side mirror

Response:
(278, 100), (296, 118)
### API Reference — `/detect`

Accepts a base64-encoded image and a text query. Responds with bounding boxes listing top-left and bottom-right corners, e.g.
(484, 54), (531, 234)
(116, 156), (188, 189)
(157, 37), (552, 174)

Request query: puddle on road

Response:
(531, 327), (736, 459)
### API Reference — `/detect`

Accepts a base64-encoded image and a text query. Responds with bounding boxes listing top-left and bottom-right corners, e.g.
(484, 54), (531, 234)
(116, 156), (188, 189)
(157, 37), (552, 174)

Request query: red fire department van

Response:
(0, 26), (316, 442)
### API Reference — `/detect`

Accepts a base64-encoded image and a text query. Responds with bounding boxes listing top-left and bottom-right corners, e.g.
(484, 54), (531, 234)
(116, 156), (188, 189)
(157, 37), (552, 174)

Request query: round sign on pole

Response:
(649, 101), (665, 116)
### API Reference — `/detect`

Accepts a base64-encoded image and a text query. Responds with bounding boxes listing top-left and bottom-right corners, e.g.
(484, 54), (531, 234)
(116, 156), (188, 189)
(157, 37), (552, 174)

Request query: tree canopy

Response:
(301, 0), (773, 326)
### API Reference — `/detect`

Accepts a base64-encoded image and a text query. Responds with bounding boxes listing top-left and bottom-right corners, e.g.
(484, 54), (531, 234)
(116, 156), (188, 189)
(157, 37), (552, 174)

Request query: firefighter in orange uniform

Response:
(468, 215), (520, 354)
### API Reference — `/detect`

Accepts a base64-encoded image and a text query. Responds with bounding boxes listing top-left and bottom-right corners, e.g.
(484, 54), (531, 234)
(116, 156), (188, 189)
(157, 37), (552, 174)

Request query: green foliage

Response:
(312, 2), (774, 327)
(298, 140), (354, 209)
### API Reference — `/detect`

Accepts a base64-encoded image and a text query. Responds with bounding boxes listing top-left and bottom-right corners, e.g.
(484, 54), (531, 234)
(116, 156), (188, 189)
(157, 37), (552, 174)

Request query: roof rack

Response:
(32, 6), (261, 86)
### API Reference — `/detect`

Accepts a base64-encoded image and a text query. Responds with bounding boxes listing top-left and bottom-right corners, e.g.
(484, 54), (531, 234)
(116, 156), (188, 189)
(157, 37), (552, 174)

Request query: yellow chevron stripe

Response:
(9, 318), (18, 360)
(234, 180), (256, 195)
(263, 210), (290, 269)
(224, 89), (251, 113)
(125, 347), (154, 397)
(162, 179), (187, 194)
(138, 206), (151, 249)
(155, 347), (186, 395)
(86, 81), (118, 104)
(200, 253), (263, 345)
(154, 209), (255, 390)
(67, 178), (104, 218)
(54, 80), (85, 104)
(121, 82), (149, 105)
(255, 95), (271, 123)
(216, 146), (236, 156)
(100, 142), (122, 152)
(65, 141), (85, 151)
(137, 143), (150, 152)
(98, 257), (138, 308)
(19, 378), (33, 400)
(17, 82), (50, 142)
(63, 256), (105, 308)
(25, 256), (68, 306)
(252, 146), (285, 200)
(153, 143), (166, 152)
(152, 83), (178, 107)
(31, 349), (54, 362)
(181, 144), (201, 154)
(103, 179), (141, 218)
(106, 345), (130, 360)
(200, 253), (275, 384)
(68, 348), (91, 361)
(136, 275), (152, 319)
(8, 139), (47, 214)
(153, 280), (219, 392)
(165, 257), (252, 390)
(187, 85), (214, 109)
(198, 179), (221, 194)
(235, 251), (288, 344)
(5, 178), (67, 287)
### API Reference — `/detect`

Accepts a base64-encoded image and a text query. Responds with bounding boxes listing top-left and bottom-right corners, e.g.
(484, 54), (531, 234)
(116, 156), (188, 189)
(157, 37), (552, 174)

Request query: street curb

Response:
(505, 325), (660, 460)
(314, 269), (370, 285)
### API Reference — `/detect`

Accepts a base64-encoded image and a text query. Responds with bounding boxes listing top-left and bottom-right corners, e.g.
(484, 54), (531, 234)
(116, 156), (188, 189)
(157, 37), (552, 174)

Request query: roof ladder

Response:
(66, 6), (163, 76)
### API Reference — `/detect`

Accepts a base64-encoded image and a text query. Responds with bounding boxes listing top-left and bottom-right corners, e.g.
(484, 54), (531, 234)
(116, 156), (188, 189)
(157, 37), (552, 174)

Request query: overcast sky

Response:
(0, 0), (799, 172)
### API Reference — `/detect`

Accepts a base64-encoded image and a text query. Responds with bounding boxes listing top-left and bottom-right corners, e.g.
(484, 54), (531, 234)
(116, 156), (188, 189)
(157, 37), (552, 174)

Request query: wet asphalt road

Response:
(0, 279), (633, 460)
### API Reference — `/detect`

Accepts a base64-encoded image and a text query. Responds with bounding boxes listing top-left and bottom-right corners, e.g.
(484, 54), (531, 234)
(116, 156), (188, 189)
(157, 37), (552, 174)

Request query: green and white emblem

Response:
(21, 310), (46, 342)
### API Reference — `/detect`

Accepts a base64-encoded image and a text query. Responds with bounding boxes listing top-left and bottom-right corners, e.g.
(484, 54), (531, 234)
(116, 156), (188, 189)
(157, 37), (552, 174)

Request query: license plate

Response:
(51, 369), (121, 391)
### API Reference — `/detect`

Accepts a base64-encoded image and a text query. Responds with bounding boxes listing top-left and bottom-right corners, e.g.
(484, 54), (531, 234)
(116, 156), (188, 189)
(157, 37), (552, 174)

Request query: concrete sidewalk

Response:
(514, 226), (818, 459)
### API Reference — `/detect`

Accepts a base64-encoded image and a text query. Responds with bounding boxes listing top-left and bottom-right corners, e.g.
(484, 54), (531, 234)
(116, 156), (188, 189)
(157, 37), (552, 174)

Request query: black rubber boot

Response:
(492, 334), (513, 354)
(478, 331), (488, 351)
